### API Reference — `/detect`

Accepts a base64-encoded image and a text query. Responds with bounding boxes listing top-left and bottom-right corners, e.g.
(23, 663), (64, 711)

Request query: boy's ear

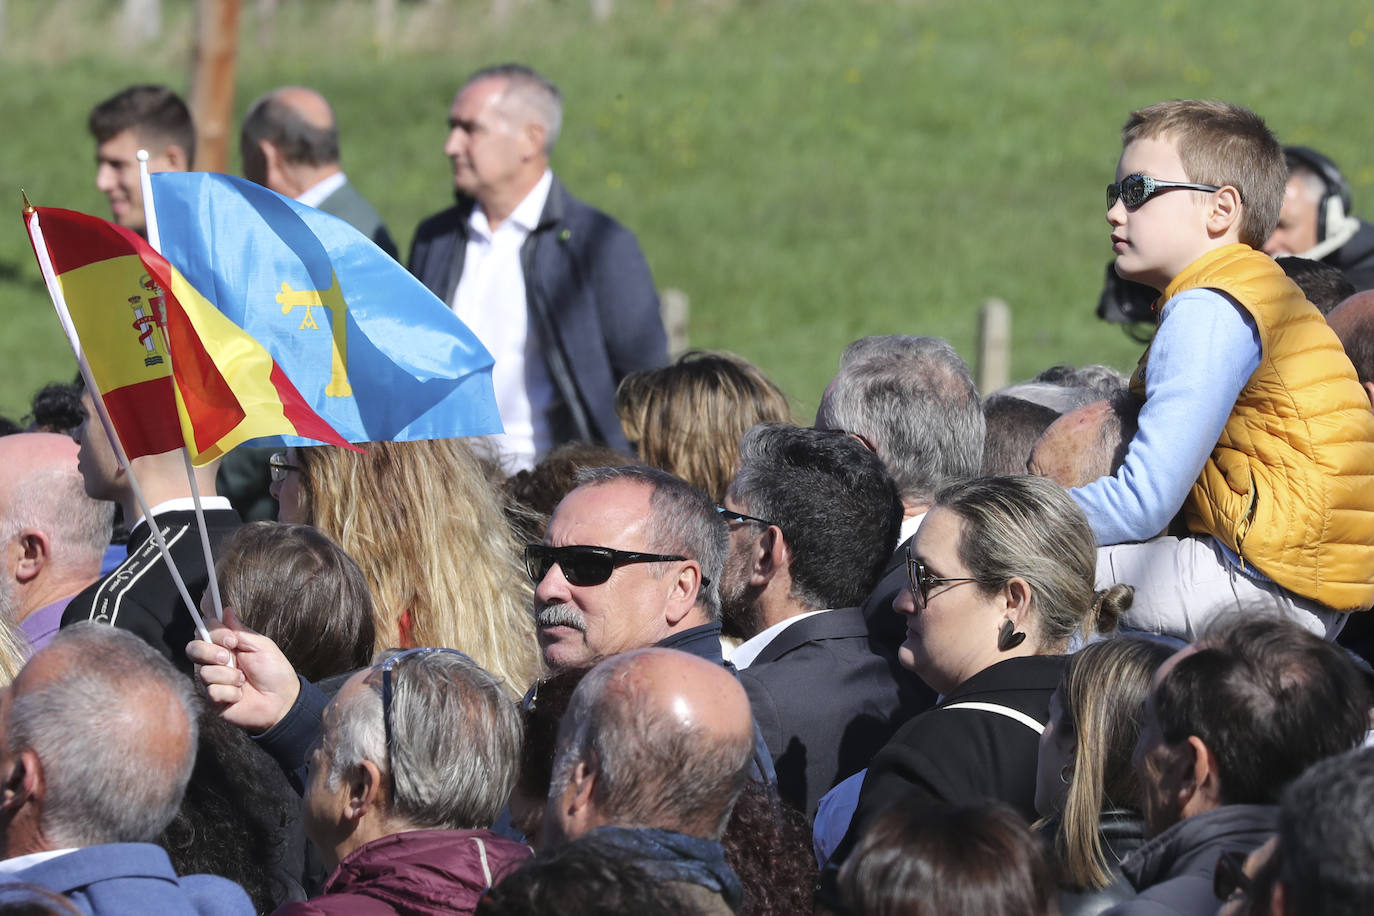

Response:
(1206, 185), (1243, 237)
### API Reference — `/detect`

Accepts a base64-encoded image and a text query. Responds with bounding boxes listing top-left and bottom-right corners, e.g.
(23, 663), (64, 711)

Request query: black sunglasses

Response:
(524, 544), (692, 587)
(716, 505), (775, 528)
(378, 647), (474, 795)
(1107, 173), (1222, 210)
(904, 545), (979, 603)
(1212, 849), (1252, 903)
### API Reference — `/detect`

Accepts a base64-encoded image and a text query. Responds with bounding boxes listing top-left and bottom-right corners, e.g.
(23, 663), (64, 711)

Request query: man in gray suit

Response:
(240, 86), (398, 258)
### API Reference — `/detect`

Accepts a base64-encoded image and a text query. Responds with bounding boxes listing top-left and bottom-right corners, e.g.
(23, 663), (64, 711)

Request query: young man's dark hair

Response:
(728, 423), (901, 614)
(87, 84), (196, 165)
(1155, 615), (1370, 806)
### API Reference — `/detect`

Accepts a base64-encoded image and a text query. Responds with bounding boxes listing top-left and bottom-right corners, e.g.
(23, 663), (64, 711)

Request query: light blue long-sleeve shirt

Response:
(1071, 288), (1262, 546)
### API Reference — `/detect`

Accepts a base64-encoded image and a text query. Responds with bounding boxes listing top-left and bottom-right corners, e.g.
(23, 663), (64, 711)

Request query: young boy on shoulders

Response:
(1071, 99), (1374, 640)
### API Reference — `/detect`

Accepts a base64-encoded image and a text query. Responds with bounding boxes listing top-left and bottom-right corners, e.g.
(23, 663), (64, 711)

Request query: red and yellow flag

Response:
(24, 205), (355, 464)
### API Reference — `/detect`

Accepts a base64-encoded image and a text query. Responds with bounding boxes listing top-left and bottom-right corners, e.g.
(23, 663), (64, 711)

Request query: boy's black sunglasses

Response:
(1107, 173), (1222, 210)
(524, 544), (693, 587)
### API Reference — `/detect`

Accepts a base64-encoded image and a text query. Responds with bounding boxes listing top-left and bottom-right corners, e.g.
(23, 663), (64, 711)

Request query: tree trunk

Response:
(189, 0), (240, 173)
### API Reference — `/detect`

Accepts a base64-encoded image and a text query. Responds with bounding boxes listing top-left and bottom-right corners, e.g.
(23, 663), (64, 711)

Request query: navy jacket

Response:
(1103, 804), (1278, 916)
(408, 178), (668, 452)
(6, 843), (253, 915)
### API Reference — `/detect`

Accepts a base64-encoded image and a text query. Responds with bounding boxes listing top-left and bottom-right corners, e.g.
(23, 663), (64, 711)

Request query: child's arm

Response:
(1070, 289), (1261, 545)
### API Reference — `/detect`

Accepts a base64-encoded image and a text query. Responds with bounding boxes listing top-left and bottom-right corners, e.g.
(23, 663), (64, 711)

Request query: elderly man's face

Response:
(1263, 177), (1322, 257)
(444, 78), (529, 205)
(532, 481), (685, 670)
(303, 670), (372, 870)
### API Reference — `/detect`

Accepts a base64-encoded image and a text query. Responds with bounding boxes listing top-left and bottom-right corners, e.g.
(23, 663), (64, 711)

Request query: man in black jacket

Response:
(721, 424), (924, 819)
(408, 64), (667, 468)
(1104, 617), (1370, 916)
(63, 389), (240, 670)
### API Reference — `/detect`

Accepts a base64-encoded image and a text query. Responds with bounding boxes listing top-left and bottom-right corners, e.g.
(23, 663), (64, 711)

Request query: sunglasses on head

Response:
(524, 544), (692, 587)
(1107, 173), (1222, 210)
(716, 505), (775, 528)
(376, 647), (474, 796)
(1212, 849), (1252, 903)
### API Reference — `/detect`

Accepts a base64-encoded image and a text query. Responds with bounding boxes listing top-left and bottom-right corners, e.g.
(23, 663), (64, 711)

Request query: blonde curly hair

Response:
(293, 439), (539, 697)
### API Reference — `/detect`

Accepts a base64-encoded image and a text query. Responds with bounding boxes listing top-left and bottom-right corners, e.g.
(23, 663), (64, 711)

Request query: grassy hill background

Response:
(2, 0), (1372, 423)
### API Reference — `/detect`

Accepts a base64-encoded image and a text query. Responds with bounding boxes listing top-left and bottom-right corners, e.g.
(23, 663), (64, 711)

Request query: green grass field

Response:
(3, 0), (1373, 423)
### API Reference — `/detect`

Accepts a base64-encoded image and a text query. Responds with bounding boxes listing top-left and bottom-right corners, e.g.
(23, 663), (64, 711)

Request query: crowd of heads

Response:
(4, 76), (1374, 916)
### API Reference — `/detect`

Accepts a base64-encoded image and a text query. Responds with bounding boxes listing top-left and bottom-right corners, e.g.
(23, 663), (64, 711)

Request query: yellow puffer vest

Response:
(1129, 244), (1374, 610)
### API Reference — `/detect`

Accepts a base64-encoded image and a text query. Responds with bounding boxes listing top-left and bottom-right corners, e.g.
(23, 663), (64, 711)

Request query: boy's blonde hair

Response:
(1122, 100), (1285, 249)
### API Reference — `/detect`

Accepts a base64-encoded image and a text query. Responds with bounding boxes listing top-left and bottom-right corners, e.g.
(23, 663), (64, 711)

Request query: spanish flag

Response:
(24, 205), (355, 465)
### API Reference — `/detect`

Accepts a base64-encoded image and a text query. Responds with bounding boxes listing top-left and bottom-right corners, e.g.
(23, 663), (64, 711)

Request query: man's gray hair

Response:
(5, 624), (198, 847)
(817, 336), (984, 507)
(240, 90), (340, 167)
(464, 63), (563, 153)
(2, 466), (113, 575)
(549, 651), (752, 840)
(327, 650), (522, 830)
(574, 466), (727, 620)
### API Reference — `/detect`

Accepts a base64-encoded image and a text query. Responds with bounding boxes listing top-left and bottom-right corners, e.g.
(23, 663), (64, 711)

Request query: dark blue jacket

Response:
(408, 178), (668, 453)
(6, 843), (253, 915)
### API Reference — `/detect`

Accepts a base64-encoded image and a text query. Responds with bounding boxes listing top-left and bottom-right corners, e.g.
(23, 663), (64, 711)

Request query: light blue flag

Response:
(150, 172), (501, 445)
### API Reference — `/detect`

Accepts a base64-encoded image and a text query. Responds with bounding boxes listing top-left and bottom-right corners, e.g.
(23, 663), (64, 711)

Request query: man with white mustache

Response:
(524, 465), (726, 672)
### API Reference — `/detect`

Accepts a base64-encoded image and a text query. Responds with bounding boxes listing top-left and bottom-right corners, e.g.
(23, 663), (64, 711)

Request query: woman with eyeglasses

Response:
(822, 475), (1131, 890)
(268, 438), (540, 698)
(1034, 636), (1174, 915)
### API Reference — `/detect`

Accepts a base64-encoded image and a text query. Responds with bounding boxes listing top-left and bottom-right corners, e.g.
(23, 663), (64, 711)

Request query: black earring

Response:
(997, 619), (1025, 652)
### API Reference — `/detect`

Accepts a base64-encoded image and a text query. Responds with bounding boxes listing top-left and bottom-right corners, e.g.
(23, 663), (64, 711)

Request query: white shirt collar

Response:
(0, 848), (79, 874)
(728, 608), (833, 670)
(295, 171), (348, 209)
(130, 496), (234, 533)
(468, 169), (553, 240)
(899, 510), (927, 546)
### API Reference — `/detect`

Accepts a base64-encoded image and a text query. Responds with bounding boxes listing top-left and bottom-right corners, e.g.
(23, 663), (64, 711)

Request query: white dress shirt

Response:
(451, 170), (556, 472)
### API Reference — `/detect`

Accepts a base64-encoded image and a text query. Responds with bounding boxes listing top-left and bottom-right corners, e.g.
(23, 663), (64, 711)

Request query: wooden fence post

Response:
(661, 288), (690, 359)
(189, 0), (240, 173)
(977, 297), (1011, 394)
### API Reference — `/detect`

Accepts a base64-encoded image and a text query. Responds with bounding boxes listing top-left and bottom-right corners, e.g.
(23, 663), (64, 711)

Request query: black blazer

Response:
(859, 535), (918, 651)
(823, 653), (1067, 891)
(738, 607), (929, 820)
(408, 177), (668, 453)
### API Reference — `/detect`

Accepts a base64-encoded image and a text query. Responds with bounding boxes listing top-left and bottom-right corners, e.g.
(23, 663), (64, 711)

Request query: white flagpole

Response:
(137, 151), (227, 623)
(23, 197), (212, 643)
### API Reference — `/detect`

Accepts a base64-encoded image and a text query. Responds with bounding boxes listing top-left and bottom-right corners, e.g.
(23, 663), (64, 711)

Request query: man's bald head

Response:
(0, 434), (113, 621)
(547, 648), (754, 843)
(269, 87), (335, 130)
(2, 624), (198, 854)
(1029, 393), (1140, 488)
(240, 85), (341, 192)
(1328, 292), (1374, 408)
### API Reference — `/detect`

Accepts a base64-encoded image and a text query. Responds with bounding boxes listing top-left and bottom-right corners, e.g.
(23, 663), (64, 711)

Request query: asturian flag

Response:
(149, 172), (502, 446)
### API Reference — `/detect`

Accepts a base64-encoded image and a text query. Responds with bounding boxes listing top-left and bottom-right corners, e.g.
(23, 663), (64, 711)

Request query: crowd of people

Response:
(1, 67), (1374, 915)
